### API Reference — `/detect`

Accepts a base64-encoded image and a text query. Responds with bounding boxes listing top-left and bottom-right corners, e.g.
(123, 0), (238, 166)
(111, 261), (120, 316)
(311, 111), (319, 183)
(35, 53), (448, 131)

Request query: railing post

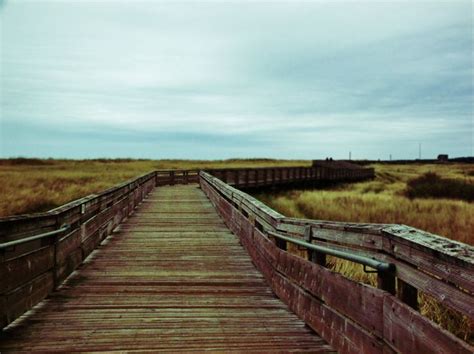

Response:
(170, 171), (175, 185)
(52, 225), (70, 289)
(52, 232), (60, 289)
(305, 226), (326, 266)
(245, 169), (250, 187)
(263, 169), (267, 186)
(397, 278), (419, 310)
(377, 271), (396, 295)
(275, 237), (287, 251)
(223, 170), (228, 183)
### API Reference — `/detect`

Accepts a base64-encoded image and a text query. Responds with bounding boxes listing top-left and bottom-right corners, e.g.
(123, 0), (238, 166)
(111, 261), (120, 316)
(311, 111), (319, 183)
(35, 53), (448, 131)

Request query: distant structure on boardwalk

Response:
(437, 154), (449, 162)
(312, 159), (366, 169)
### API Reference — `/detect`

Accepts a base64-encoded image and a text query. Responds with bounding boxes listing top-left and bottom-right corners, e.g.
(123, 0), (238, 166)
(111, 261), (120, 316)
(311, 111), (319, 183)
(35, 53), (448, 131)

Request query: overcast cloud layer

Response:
(1, 0), (472, 159)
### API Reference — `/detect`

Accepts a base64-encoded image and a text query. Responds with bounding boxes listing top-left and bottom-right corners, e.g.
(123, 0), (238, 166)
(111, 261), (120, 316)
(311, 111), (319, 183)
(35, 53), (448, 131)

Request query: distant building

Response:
(437, 154), (449, 162)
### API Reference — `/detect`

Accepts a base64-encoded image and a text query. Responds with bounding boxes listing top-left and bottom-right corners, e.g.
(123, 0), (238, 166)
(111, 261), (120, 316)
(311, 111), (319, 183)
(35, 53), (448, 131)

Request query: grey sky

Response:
(1, 0), (472, 159)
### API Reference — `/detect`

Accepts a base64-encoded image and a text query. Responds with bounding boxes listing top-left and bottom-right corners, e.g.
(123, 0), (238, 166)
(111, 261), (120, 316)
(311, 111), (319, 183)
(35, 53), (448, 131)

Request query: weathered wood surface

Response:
(208, 164), (374, 190)
(200, 171), (474, 354)
(0, 172), (156, 328)
(0, 185), (334, 352)
(200, 172), (474, 320)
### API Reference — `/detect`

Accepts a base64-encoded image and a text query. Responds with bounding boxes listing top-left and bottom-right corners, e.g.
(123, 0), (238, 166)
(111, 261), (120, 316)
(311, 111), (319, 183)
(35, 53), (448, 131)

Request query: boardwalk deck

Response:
(0, 185), (334, 352)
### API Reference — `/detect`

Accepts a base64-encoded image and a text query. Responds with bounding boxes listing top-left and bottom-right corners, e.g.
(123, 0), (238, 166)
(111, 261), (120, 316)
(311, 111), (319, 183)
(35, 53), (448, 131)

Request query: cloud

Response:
(1, 1), (472, 158)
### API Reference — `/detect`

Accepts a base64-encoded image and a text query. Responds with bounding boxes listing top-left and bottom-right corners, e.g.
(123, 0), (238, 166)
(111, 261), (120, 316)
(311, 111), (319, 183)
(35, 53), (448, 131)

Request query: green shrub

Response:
(406, 172), (474, 202)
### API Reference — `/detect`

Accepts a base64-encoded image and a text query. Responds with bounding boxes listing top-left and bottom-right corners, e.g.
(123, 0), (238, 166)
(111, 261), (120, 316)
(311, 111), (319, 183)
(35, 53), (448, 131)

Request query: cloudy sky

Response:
(0, 0), (472, 159)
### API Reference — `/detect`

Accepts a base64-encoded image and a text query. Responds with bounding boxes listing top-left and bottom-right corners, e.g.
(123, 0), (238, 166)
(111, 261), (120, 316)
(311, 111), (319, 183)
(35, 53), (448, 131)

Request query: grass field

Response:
(0, 158), (308, 217)
(254, 162), (474, 342)
(256, 163), (474, 245)
(1, 158), (472, 341)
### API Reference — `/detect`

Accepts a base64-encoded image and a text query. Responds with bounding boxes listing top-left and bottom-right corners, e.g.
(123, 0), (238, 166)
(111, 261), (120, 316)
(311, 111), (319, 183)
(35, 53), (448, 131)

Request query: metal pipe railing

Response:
(0, 225), (70, 250)
(267, 231), (394, 273)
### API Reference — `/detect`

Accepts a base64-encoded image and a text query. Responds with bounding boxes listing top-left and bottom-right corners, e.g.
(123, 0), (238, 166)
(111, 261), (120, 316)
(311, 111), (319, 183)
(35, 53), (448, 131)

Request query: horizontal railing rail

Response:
(267, 230), (394, 272)
(0, 225), (71, 251)
(199, 171), (473, 354)
(207, 164), (374, 189)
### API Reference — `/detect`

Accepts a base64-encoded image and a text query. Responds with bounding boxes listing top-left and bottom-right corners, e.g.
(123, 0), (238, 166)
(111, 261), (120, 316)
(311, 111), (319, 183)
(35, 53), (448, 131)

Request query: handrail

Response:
(0, 225), (71, 250)
(199, 171), (474, 354)
(268, 230), (394, 272)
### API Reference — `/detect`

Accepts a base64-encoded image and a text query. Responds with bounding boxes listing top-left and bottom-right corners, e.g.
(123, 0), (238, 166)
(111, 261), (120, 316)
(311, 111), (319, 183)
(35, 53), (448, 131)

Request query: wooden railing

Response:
(156, 169), (200, 185)
(199, 171), (473, 354)
(0, 170), (183, 328)
(208, 165), (374, 189)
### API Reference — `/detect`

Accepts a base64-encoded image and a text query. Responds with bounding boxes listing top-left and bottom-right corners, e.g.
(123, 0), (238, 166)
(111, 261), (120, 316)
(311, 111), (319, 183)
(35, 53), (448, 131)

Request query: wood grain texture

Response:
(200, 172), (474, 354)
(0, 185), (334, 353)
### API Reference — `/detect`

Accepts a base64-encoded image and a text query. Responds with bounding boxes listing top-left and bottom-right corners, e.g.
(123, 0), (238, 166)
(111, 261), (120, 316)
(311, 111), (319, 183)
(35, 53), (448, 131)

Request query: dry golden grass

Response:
(255, 163), (474, 342)
(1, 159), (472, 341)
(0, 158), (308, 217)
(257, 163), (474, 245)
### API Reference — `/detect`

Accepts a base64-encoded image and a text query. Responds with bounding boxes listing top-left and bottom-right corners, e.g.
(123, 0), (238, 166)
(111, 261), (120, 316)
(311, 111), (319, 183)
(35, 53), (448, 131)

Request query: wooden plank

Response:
(388, 254), (473, 318)
(382, 225), (474, 293)
(1, 272), (54, 328)
(0, 246), (54, 293)
(383, 296), (473, 354)
(0, 185), (333, 353)
(277, 221), (383, 250)
(55, 249), (82, 285)
(272, 246), (386, 337)
(271, 268), (385, 354)
(56, 229), (81, 265)
(213, 185), (386, 350)
(0, 214), (57, 242)
(0, 172), (157, 329)
(201, 172), (473, 352)
(297, 239), (474, 319)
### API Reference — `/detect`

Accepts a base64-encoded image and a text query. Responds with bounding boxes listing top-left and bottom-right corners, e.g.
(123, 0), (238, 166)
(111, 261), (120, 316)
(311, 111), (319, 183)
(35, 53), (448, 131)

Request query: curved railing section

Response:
(199, 171), (473, 354)
(208, 164), (374, 189)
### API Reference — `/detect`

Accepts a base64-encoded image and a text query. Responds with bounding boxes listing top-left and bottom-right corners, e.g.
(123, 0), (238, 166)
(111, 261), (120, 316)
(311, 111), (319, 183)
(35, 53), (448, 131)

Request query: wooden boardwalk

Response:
(0, 185), (334, 352)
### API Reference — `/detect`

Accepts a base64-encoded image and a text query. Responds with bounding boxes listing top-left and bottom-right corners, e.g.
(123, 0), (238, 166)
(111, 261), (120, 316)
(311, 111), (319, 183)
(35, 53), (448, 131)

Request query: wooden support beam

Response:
(304, 226), (326, 266)
(397, 278), (419, 311)
(377, 271), (396, 295)
(170, 171), (175, 185)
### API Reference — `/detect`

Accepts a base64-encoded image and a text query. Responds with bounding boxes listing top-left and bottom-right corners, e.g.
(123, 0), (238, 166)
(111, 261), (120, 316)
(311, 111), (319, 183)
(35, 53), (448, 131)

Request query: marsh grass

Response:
(257, 164), (474, 245)
(406, 171), (474, 202)
(255, 163), (473, 342)
(0, 158), (308, 217)
(1, 159), (472, 341)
